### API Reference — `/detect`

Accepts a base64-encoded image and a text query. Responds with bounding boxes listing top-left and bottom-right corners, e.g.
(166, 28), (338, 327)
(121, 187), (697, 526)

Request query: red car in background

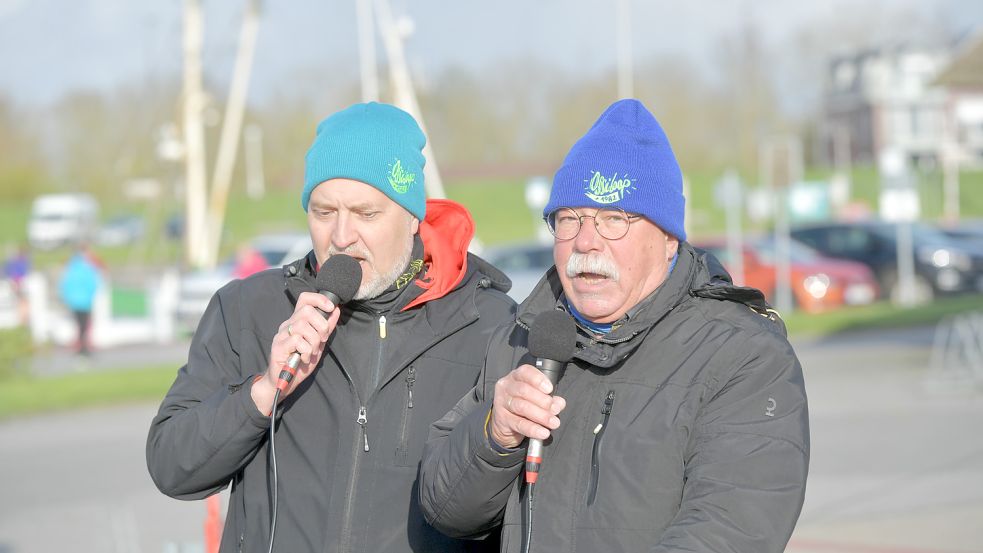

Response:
(694, 237), (880, 313)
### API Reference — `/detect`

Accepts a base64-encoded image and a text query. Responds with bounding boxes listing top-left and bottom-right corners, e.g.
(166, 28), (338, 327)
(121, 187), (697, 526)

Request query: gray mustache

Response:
(328, 246), (371, 262)
(565, 252), (620, 281)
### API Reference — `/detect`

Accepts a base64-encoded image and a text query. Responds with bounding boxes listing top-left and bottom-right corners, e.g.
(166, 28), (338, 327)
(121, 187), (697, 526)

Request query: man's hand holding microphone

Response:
(251, 254), (362, 415)
(488, 311), (577, 483)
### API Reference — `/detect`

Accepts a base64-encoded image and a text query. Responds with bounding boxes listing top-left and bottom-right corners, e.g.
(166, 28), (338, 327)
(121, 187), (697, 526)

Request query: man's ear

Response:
(410, 217), (420, 234)
(666, 235), (679, 259)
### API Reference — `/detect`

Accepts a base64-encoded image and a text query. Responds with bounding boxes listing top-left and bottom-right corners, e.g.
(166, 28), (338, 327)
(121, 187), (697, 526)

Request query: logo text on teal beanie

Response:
(584, 171), (636, 204)
(388, 158), (416, 194)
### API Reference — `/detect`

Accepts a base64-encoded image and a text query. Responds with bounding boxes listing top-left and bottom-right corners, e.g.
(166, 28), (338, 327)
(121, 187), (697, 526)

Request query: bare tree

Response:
(0, 96), (50, 202)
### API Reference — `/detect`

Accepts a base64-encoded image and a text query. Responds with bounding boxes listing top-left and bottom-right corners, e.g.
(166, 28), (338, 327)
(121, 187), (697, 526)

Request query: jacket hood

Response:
(690, 245), (776, 316)
(402, 198), (510, 310)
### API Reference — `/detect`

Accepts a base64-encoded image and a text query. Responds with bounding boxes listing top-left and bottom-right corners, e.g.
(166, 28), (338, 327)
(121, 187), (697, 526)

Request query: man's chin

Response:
(565, 293), (620, 324)
(353, 272), (384, 301)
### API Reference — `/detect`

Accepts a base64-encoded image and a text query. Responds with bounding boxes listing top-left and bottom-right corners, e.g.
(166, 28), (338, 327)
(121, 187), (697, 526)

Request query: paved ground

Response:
(0, 403), (214, 553)
(787, 327), (983, 553)
(1, 326), (981, 553)
(29, 340), (191, 377)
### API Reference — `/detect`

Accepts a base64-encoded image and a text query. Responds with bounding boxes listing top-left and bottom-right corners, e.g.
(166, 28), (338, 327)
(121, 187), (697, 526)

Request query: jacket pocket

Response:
(394, 365), (416, 466)
(586, 389), (616, 506)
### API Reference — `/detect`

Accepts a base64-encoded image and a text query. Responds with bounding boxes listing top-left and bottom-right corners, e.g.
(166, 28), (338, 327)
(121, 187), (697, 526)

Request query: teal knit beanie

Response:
(302, 102), (427, 220)
(544, 99), (686, 241)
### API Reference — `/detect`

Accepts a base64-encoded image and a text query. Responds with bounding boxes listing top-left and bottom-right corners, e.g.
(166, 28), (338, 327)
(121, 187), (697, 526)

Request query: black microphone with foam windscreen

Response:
(524, 310), (577, 484)
(277, 254), (362, 391)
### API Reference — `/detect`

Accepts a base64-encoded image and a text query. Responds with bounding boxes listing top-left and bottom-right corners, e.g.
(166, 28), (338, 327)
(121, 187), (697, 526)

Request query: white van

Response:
(27, 194), (99, 250)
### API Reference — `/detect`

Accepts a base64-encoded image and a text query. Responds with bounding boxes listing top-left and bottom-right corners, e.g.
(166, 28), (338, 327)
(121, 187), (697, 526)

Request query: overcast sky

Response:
(1, 0), (981, 108)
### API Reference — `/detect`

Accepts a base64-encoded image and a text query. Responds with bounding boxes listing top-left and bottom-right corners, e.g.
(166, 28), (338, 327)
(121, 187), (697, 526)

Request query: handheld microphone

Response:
(277, 254), (362, 391)
(524, 310), (577, 484)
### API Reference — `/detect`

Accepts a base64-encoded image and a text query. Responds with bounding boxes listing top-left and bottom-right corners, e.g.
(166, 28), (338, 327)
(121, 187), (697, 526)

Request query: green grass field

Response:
(8, 167), (981, 270)
(0, 364), (178, 420)
(783, 293), (983, 337)
(444, 177), (539, 245)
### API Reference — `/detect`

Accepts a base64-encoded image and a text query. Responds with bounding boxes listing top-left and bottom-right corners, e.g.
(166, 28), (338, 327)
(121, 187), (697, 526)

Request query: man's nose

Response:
(573, 217), (604, 253)
(331, 213), (358, 250)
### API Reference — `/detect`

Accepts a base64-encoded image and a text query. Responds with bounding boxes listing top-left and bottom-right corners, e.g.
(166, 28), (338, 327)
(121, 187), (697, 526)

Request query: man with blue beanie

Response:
(149, 102), (515, 553)
(421, 99), (809, 553)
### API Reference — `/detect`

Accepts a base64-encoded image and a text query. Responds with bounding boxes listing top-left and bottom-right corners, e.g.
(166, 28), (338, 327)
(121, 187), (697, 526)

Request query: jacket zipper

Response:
(586, 390), (616, 506)
(406, 366), (415, 409)
(357, 406), (369, 451)
(371, 314), (387, 395)
(395, 366), (416, 463)
(336, 361), (366, 553)
(340, 313), (385, 550)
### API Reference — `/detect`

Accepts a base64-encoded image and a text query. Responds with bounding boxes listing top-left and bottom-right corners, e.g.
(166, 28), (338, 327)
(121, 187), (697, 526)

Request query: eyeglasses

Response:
(544, 207), (642, 241)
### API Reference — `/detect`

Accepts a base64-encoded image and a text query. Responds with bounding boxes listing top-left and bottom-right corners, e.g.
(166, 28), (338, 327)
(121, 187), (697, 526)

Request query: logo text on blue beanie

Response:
(585, 171), (635, 204)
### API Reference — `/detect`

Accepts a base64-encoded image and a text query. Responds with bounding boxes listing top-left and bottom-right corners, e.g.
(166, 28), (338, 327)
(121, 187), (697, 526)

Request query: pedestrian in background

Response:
(232, 243), (269, 279)
(4, 243), (31, 325)
(58, 244), (103, 355)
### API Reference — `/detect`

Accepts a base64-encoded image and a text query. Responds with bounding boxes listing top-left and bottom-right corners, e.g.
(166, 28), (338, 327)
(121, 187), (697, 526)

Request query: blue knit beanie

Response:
(302, 102), (426, 220)
(544, 99), (686, 241)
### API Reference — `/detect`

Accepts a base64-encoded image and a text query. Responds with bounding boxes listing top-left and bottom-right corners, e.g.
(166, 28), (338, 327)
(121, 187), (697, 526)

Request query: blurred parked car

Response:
(791, 221), (983, 304)
(27, 193), (99, 250)
(935, 219), (983, 244)
(483, 241), (555, 302)
(693, 237), (879, 313)
(176, 233), (312, 331)
(97, 215), (146, 247)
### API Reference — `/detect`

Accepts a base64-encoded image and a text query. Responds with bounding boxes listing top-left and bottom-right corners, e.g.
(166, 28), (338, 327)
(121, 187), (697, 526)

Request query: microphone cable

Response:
(267, 359), (298, 553)
(267, 387), (283, 553)
(522, 481), (535, 553)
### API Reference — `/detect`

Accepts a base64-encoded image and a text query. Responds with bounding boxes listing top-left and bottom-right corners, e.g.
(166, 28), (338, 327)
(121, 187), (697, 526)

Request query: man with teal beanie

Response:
(149, 101), (516, 553)
(421, 99), (809, 552)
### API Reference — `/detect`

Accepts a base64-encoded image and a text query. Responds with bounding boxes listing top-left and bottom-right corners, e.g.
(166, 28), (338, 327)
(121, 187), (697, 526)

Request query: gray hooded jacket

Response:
(419, 242), (809, 552)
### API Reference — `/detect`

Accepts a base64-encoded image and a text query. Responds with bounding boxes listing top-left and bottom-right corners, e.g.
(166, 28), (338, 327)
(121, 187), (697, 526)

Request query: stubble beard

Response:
(351, 231), (415, 301)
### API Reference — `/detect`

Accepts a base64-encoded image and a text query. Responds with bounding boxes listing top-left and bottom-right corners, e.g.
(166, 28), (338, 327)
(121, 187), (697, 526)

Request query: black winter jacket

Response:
(419, 242), (809, 553)
(147, 203), (516, 553)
